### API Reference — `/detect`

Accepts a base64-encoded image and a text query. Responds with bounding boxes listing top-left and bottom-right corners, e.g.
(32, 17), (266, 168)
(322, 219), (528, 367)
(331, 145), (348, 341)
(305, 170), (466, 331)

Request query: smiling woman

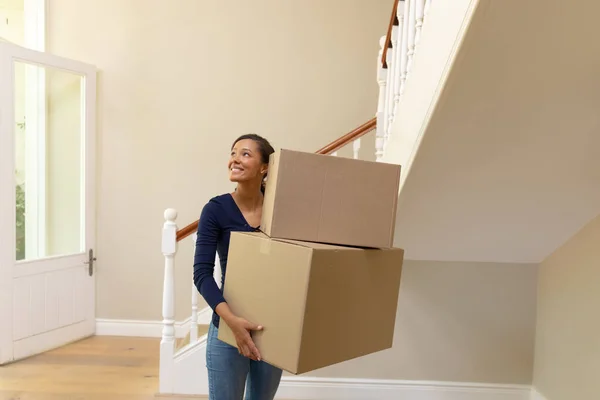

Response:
(193, 133), (282, 400)
(229, 133), (275, 195)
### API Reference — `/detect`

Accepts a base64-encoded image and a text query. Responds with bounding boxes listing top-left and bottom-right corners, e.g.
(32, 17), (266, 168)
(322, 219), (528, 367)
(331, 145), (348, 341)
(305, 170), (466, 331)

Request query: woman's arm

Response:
(193, 201), (226, 310)
(193, 201), (262, 361)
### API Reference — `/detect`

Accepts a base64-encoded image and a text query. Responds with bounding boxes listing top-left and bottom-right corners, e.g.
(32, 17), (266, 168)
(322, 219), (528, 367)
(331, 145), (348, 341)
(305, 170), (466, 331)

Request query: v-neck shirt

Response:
(193, 193), (260, 328)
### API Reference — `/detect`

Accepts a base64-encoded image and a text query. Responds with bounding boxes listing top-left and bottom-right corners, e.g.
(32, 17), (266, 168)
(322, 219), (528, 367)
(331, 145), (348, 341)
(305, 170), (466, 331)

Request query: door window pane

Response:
(15, 61), (85, 261)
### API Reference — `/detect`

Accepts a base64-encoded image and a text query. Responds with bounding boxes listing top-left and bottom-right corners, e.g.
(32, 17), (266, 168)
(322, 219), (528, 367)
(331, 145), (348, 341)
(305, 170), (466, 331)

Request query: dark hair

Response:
(231, 133), (275, 193)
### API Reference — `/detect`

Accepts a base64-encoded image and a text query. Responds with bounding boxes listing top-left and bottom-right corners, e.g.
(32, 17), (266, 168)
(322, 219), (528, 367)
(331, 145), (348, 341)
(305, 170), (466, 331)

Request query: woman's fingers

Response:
(239, 342), (254, 360)
(234, 325), (262, 361)
(241, 339), (260, 361)
(248, 340), (261, 361)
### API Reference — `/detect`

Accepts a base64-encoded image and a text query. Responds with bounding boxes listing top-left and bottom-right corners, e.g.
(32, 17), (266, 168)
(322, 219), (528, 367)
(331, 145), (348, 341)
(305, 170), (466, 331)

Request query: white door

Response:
(0, 41), (97, 364)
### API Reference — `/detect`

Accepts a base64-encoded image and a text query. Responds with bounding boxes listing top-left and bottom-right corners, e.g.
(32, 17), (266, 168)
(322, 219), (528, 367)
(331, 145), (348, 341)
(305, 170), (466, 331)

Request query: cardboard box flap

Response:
(238, 231), (360, 251)
(271, 238), (363, 251)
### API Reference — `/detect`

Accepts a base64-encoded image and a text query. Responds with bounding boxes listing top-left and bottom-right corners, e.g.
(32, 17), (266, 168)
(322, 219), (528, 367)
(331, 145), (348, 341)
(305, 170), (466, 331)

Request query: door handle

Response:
(84, 249), (97, 276)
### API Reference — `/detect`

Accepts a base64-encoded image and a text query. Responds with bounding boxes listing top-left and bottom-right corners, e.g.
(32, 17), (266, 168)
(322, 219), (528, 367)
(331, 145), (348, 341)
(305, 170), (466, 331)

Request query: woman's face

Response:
(228, 139), (266, 184)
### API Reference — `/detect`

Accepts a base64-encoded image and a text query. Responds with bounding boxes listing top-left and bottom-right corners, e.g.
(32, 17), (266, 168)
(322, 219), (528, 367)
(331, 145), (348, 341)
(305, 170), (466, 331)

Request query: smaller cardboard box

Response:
(218, 231), (404, 375)
(261, 149), (401, 249)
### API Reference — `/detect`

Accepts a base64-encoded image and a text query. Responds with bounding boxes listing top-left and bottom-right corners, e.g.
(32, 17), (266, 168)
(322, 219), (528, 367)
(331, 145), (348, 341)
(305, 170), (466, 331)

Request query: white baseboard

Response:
(276, 377), (531, 400)
(96, 317), (192, 339)
(530, 388), (547, 400)
(96, 307), (214, 339)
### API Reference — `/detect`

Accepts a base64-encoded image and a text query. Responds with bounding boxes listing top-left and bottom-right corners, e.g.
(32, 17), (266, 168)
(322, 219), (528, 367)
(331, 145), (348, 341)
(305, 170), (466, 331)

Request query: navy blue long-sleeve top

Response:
(193, 193), (258, 328)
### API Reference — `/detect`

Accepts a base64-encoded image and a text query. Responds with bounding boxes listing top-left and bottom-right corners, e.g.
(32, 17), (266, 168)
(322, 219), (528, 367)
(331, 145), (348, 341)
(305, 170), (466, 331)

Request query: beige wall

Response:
(532, 214), (600, 399)
(46, 0), (388, 320)
(42, 1), (546, 384)
(300, 260), (538, 382)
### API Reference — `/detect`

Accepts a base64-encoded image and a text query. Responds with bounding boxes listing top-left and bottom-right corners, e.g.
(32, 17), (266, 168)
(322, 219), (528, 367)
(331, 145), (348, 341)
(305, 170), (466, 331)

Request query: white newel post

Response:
(375, 35), (387, 162)
(160, 208), (178, 393)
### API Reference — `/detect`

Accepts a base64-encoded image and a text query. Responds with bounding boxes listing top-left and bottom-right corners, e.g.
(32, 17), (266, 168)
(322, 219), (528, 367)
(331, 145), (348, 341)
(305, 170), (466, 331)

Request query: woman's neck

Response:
(232, 182), (263, 211)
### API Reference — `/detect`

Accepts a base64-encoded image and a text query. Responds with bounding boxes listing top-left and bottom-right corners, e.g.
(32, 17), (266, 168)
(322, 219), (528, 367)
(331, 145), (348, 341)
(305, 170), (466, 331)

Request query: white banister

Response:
(160, 208), (178, 393)
(375, 0), (434, 161)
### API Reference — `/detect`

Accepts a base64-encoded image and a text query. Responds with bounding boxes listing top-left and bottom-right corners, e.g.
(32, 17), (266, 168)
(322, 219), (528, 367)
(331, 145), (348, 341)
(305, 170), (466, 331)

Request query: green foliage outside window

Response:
(15, 118), (26, 260)
(16, 183), (25, 260)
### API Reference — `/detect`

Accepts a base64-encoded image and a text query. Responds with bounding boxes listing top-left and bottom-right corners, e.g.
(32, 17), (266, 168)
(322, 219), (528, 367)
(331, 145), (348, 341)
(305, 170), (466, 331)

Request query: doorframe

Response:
(23, 0), (47, 259)
(0, 45), (17, 365)
(0, 41), (97, 365)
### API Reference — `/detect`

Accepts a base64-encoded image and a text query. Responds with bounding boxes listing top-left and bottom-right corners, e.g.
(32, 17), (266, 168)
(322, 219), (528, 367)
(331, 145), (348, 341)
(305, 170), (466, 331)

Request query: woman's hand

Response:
(215, 302), (263, 361)
(227, 316), (263, 361)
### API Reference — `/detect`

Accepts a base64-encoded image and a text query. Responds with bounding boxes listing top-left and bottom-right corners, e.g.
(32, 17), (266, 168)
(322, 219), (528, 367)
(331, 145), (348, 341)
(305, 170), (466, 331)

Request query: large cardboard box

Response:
(261, 149), (401, 249)
(217, 231), (404, 375)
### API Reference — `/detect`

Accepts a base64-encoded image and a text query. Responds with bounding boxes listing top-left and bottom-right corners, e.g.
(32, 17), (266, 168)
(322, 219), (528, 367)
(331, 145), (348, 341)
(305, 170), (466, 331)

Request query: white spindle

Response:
(353, 138), (361, 159)
(393, 1), (406, 107)
(160, 208), (178, 392)
(414, 0), (425, 46)
(424, 0), (431, 19)
(331, 151), (338, 157)
(191, 283), (198, 342)
(375, 35), (387, 161)
(406, 0), (417, 75)
(190, 233), (199, 342)
(399, 0), (410, 95)
(385, 23), (399, 145)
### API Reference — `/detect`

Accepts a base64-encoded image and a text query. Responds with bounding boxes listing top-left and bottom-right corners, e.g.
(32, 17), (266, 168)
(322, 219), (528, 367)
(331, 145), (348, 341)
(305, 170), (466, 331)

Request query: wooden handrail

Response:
(381, 0), (400, 69)
(175, 117), (378, 242)
(315, 117), (376, 155)
(177, 219), (201, 242)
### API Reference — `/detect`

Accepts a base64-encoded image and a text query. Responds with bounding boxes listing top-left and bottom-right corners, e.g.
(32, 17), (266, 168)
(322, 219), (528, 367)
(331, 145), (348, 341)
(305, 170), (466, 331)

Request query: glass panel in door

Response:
(14, 61), (84, 262)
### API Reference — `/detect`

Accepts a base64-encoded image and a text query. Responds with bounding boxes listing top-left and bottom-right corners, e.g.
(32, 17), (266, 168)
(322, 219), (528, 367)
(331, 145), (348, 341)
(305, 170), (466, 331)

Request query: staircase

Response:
(158, 0), (440, 396)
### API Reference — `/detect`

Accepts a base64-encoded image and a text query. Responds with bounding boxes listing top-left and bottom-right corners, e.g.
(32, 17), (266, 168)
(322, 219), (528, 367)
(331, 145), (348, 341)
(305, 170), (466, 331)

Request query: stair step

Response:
(176, 324), (209, 351)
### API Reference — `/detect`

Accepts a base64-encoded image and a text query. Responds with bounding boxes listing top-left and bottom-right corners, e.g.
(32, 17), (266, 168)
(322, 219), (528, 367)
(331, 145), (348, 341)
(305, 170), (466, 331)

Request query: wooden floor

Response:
(0, 336), (204, 400)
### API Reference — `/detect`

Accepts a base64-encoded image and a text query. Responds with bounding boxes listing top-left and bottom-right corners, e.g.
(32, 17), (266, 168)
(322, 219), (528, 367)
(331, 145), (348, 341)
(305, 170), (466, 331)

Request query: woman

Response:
(193, 134), (283, 400)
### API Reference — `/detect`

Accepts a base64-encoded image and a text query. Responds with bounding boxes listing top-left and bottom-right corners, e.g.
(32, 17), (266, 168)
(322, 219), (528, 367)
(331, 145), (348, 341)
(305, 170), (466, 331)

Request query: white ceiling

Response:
(390, 0), (600, 263)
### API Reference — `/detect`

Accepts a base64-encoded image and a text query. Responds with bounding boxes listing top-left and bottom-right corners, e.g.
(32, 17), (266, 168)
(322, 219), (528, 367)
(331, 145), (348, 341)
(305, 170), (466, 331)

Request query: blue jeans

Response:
(206, 322), (283, 400)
